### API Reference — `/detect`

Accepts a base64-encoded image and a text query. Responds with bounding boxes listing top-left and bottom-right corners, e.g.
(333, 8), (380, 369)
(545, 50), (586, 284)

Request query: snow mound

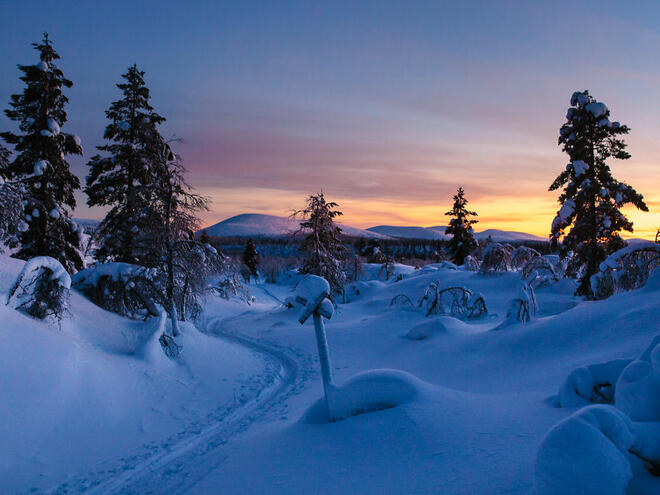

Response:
(405, 319), (449, 340)
(615, 338), (660, 422)
(558, 359), (631, 407)
(535, 405), (634, 495)
(303, 369), (429, 423)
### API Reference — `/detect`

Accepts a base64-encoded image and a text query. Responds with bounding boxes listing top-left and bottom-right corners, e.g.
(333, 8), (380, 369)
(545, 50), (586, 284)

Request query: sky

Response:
(0, 0), (659, 238)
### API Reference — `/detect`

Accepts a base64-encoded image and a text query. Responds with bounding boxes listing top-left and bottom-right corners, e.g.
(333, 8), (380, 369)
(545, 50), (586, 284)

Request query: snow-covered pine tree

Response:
(85, 65), (167, 264)
(242, 238), (259, 282)
(1, 34), (83, 272)
(445, 187), (478, 265)
(550, 90), (648, 297)
(293, 192), (346, 295)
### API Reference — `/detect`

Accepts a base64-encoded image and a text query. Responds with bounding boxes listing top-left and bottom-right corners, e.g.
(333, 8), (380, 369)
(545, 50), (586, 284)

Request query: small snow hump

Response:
(302, 369), (429, 423)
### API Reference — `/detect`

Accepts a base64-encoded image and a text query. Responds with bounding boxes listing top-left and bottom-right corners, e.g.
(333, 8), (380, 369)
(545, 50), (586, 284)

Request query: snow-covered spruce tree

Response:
(445, 187), (478, 265)
(550, 90), (648, 297)
(1, 34), (83, 272)
(85, 65), (166, 265)
(293, 192), (346, 295)
(242, 238), (259, 282)
(147, 144), (224, 355)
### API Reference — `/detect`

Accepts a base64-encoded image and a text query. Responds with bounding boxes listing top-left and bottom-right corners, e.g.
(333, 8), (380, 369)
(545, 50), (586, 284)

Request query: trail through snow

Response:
(46, 314), (309, 495)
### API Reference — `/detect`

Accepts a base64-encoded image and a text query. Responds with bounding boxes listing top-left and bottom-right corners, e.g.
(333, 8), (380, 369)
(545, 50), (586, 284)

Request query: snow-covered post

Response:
(294, 275), (336, 420)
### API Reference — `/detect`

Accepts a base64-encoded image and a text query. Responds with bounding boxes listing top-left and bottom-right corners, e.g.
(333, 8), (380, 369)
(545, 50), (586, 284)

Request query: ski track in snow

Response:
(45, 314), (312, 495)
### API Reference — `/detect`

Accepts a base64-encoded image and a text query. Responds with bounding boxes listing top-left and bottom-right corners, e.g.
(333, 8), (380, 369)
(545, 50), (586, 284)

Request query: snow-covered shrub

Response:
(405, 319), (448, 340)
(558, 359), (632, 407)
(72, 263), (160, 319)
(522, 256), (559, 288)
(417, 283), (487, 319)
(479, 243), (513, 273)
(6, 256), (71, 321)
(615, 337), (660, 422)
(213, 270), (252, 303)
(534, 405), (634, 495)
(591, 241), (660, 300)
(390, 293), (414, 309)
(463, 255), (480, 272)
(497, 283), (537, 329)
(510, 245), (540, 271)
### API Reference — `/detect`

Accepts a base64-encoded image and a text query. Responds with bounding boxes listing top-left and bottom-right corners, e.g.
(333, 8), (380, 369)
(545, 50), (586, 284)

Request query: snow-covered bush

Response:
(71, 262), (160, 319)
(591, 241), (660, 300)
(389, 293), (414, 309)
(463, 255), (481, 272)
(6, 256), (71, 321)
(535, 405), (634, 495)
(510, 246), (540, 271)
(497, 283), (537, 329)
(213, 270), (252, 303)
(522, 256), (559, 288)
(558, 359), (632, 407)
(479, 243), (513, 273)
(417, 282), (487, 319)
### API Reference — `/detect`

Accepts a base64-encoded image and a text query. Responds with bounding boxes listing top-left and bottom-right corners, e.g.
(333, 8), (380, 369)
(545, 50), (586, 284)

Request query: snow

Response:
(33, 159), (48, 176)
(205, 213), (388, 239)
(558, 198), (575, 222)
(586, 101), (608, 119)
(2, 244), (660, 493)
(49, 208), (60, 219)
(558, 358), (631, 407)
(615, 339), (660, 422)
(571, 160), (589, 177)
(47, 118), (60, 135)
(534, 405), (634, 495)
(35, 60), (48, 71)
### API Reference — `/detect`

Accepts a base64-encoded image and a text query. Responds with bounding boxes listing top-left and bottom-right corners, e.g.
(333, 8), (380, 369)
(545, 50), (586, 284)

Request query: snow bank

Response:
(615, 338), (660, 422)
(303, 369), (429, 423)
(535, 405), (634, 495)
(405, 318), (448, 340)
(558, 358), (631, 407)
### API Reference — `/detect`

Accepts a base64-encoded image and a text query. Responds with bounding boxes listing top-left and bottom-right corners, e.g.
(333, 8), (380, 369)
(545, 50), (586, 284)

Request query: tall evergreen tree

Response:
(550, 90), (648, 297)
(293, 192), (346, 295)
(445, 187), (478, 265)
(85, 65), (166, 264)
(242, 238), (259, 282)
(1, 34), (83, 271)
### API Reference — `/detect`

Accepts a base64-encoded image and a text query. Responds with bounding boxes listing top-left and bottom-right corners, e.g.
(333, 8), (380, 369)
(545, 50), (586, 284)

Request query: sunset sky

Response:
(1, 1), (658, 238)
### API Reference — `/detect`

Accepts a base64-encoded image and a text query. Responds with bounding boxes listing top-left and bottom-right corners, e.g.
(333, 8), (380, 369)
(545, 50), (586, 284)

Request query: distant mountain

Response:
(367, 225), (449, 240)
(472, 229), (547, 243)
(202, 214), (388, 239)
(369, 224), (546, 242)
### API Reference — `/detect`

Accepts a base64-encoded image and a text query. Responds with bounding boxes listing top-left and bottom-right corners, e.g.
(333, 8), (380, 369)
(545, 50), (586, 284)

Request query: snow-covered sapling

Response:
(521, 256), (558, 288)
(417, 282), (487, 319)
(293, 274), (336, 421)
(510, 246), (540, 271)
(293, 192), (347, 296)
(497, 283), (537, 329)
(7, 256), (71, 322)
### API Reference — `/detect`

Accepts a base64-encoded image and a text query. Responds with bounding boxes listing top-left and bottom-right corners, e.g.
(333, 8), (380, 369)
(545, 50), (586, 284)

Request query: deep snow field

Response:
(2, 254), (660, 494)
